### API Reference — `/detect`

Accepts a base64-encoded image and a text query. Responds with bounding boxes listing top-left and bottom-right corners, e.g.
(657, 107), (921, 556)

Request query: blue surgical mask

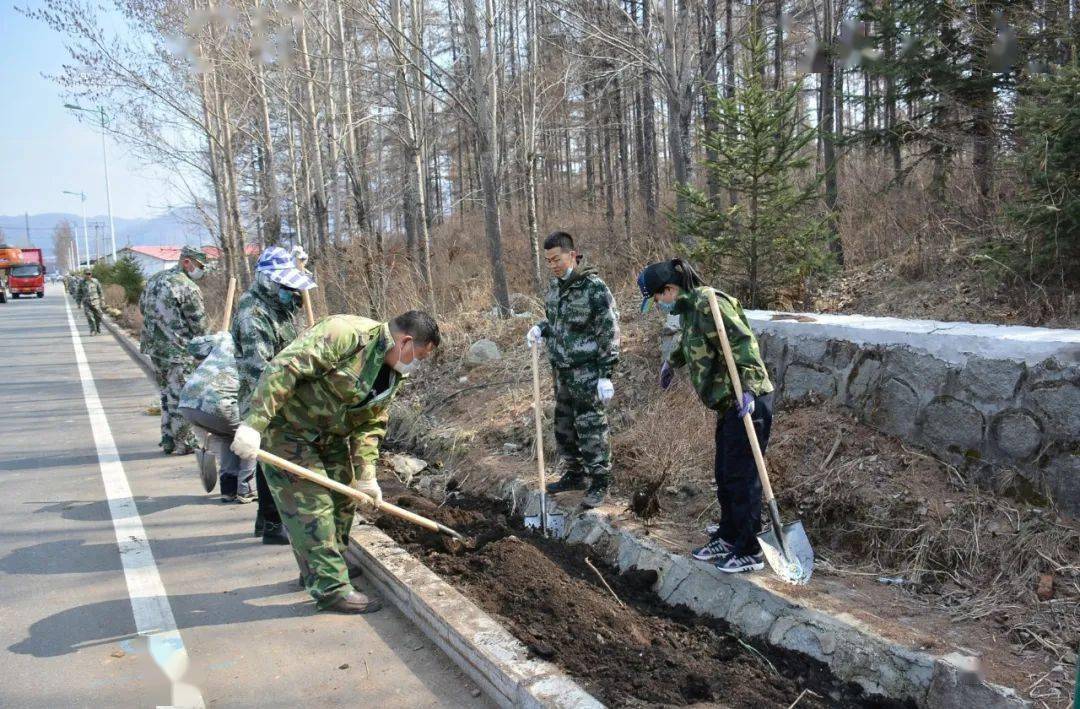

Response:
(277, 289), (296, 306)
(657, 300), (676, 314)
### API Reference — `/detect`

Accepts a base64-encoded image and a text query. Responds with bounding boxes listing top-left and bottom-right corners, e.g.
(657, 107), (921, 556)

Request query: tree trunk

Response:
(462, 0), (511, 315)
(701, 0), (721, 205)
(821, 0), (843, 265)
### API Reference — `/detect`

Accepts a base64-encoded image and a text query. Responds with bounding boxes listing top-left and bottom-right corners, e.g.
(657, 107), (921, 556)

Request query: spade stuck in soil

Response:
(524, 342), (567, 537)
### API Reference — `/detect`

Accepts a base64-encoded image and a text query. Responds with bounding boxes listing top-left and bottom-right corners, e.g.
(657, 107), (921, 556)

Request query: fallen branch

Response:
(787, 688), (820, 708)
(584, 557), (625, 608)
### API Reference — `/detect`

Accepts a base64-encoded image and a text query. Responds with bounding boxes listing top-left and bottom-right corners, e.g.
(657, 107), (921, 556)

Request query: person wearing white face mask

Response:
(138, 245), (210, 455)
(526, 231), (620, 509)
(230, 310), (440, 614)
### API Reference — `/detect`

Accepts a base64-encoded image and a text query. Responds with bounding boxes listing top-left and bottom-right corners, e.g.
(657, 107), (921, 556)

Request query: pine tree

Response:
(1007, 62), (1080, 286)
(674, 32), (829, 308)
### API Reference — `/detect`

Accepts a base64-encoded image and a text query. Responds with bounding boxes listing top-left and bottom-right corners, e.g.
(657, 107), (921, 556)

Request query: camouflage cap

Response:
(180, 245), (209, 265)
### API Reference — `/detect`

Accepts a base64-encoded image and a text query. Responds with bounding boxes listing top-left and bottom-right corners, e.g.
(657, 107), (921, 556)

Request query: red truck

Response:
(8, 248), (45, 299)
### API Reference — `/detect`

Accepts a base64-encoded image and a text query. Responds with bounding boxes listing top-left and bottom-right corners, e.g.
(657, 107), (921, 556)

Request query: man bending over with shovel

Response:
(231, 311), (440, 613)
(638, 259), (775, 574)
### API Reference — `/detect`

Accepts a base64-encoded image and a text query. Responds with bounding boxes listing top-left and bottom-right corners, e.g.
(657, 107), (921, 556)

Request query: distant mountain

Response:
(0, 208), (213, 267)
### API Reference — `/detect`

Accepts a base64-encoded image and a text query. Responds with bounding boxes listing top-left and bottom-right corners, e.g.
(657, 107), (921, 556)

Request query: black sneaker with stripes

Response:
(714, 552), (765, 573)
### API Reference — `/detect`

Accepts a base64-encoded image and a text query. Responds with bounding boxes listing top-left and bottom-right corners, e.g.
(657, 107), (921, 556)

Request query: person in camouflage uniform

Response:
(178, 332), (257, 501)
(80, 270), (104, 335)
(139, 245), (209, 455)
(231, 311), (441, 614)
(527, 231), (620, 509)
(639, 258), (775, 574)
(232, 246), (315, 543)
(72, 272), (86, 306)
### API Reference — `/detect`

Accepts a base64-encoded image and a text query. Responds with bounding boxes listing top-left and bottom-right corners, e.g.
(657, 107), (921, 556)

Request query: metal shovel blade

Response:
(524, 512), (567, 538)
(196, 448), (218, 493)
(757, 520), (814, 585)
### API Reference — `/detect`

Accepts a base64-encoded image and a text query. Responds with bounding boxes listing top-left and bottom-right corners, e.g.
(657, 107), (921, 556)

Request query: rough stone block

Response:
(959, 356), (1025, 401)
(1026, 357), (1080, 387)
(1041, 452), (1080, 518)
(782, 364), (837, 401)
(1026, 383), (1080, 439)
(846, 355), (884, 406)
(868, 377), (920, 438)
(991, 410), (1043, 460)
(758, 331), (788, 384)
(790, 336), (828, 364)
(825, 339), (860, 370)
(921, 396), (985, 451)
(884, 347), (951, 394)
(466, 338), (502, 366)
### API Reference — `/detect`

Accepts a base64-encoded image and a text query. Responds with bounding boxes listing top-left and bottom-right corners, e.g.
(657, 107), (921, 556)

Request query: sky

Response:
(0, 2), (177, 220)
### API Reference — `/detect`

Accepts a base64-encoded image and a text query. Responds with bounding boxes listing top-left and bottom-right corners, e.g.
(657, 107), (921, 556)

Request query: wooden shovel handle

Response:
(255, 449), (463, 539)
(295, 257), (316, 328)
(221, 277), (237, 332)
(704, 288), (777, 504)
(530, 342), (548, 520)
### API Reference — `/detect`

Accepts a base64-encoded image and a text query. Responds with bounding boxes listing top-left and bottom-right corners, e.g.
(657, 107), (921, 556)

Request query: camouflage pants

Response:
(83, 304), (102, 333)
(150, 357), (198, 453)
(553, 366), (611, 483)
(262, 429), (360, 609)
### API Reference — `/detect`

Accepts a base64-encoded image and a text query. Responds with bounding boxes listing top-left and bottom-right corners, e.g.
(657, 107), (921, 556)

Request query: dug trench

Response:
(373, 493), (914, 709)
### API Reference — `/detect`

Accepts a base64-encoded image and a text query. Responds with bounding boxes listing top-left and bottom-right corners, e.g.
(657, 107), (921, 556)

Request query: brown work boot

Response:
(323, 591), (382, 615)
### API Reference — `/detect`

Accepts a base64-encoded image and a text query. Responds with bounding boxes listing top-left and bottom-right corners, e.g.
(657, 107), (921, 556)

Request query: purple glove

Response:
(660, 361), (675, 390)
(737, 391), (755, 418)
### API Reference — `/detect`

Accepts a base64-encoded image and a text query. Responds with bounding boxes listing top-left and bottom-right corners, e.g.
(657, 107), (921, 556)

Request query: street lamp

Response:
(64, 103), (117, 263)
(62, 190), (89, 269)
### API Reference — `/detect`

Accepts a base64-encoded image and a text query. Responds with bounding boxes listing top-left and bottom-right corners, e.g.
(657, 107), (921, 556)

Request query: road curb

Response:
(498, 478), (1030, 709)
(99, 311), (156, 382)
(346, 525), (603, 709)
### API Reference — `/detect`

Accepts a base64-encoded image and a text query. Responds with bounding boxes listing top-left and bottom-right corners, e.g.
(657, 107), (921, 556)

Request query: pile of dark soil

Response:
(376, 495), (913, 709)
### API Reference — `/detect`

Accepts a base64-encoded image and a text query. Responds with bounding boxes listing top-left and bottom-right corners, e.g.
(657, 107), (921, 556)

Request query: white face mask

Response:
(391, 340), (418, 375)
(187, 265), (205, 281)
(560, 266), (574, 280)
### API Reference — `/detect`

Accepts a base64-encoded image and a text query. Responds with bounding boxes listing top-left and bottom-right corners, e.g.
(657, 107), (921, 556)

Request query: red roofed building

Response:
(116, 244), (260, 276)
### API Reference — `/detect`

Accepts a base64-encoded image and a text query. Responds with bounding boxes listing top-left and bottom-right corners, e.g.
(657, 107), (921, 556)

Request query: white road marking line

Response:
(64, 298), (204, 708)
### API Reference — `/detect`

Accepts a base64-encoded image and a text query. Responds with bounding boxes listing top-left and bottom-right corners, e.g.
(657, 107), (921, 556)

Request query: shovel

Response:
(524, 342), (566, 537)
(196, 441), (218, 493)
(254, 448), (466, 543)
(705, 289), (814, 585)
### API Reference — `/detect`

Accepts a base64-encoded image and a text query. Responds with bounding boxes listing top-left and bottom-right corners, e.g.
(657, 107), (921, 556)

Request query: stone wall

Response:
(744, 312), (1080, 517)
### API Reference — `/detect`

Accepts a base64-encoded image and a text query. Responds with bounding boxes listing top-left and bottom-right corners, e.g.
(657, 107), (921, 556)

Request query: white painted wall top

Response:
(747, 310), (1080, 366)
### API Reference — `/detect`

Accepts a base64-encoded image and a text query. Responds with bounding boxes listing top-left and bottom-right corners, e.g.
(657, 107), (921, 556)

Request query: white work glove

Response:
(290, 244), (309, 263)
(355, 477), (383, 508)
(597, 378), (614, 404)
(526, 324), (544, 347)
(230, 424), (261, 460)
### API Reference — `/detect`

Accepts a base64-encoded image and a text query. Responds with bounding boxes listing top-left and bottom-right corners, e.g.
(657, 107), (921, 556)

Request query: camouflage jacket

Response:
(537, 263), (620, 377)
(80, 278), (104, 309)
(231, 272), (299, 415)
(669, 286), (773, 412)
(243, 315), (403, 481)
(138, 266), (208, 364)
(179, 332), (240, 423)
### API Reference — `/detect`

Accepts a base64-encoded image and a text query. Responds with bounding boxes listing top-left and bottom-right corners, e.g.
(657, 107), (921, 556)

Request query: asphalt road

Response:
(0, 284), (489, 708)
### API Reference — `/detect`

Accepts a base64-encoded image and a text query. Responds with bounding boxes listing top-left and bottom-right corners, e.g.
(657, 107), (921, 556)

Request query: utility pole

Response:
(62, 190), (87, 268)
(24, 213), (32, 246)
(63, 103), (117, 261)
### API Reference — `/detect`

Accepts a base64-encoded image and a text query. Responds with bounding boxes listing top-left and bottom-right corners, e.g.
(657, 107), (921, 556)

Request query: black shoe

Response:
(262, 521), (289, 545)
(546, 474), (588, 494)
(581, 481), (609, 509)
(715, 552), (765, 574)
(322, 590), (382, 615)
